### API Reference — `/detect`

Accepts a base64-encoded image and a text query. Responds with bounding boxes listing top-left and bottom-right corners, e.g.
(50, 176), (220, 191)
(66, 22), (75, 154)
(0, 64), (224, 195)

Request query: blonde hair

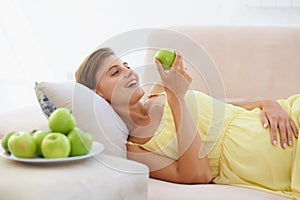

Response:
(75, 47), (115, 90)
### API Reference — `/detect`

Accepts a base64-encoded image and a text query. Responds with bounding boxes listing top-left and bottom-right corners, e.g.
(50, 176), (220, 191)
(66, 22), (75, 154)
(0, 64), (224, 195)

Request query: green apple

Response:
(1, 131), (16, 154)
(48, 108), (76, 134)
(41, 133), (70, 158)
(8, 132), (36, 158)
(68, 127), (93, 156)
(154, 49), (176, 70)
(32, 130), (51, 157)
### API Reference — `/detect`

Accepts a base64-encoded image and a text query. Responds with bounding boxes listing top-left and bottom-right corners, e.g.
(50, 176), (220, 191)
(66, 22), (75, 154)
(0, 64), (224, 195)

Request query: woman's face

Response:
(95, 55), (145, 106)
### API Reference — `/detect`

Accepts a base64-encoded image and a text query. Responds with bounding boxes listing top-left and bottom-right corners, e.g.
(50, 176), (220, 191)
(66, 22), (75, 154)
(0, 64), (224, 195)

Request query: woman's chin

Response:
(129, 87), (145, 103)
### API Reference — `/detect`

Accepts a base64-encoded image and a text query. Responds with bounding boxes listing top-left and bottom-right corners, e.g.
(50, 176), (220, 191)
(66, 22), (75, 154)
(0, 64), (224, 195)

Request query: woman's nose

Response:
(125, 67), (134, 77)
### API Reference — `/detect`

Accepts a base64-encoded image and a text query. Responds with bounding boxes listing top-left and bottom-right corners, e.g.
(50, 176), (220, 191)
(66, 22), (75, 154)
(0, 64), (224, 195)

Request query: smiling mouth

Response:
(126, 79), (139, 88)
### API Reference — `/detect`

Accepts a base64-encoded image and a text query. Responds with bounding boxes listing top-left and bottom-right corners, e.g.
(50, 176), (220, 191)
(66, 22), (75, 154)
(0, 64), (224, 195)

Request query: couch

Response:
(143, 25), (300, 200)
(1, 25), (299, 199)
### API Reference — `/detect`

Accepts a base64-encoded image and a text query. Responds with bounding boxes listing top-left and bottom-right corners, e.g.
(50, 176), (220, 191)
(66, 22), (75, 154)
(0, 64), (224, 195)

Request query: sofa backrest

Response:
(143, 26), (300, 103)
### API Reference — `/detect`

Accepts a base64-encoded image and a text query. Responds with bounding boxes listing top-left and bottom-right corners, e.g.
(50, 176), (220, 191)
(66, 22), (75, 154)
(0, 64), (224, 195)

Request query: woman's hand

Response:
(260, 100), (298, 148)
(155, 52), (192, 99)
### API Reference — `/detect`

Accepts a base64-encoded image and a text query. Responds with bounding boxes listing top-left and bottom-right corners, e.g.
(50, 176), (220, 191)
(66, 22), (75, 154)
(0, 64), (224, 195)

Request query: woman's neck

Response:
(114, 101), (150, 132)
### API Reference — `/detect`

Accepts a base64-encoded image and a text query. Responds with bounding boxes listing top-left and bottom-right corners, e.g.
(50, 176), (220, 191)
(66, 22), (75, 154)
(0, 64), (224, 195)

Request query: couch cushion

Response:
(0, 154), (149, 200)
(148, 178), (288, 200)
(144, 26), (300, 103)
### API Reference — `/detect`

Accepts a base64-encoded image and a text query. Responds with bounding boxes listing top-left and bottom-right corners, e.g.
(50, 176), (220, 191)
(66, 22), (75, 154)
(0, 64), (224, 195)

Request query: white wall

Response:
(1, 0), (300, 113)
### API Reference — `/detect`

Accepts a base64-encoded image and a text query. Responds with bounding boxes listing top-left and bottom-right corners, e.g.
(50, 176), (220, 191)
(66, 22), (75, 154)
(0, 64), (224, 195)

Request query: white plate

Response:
(0, 141), (104, 163)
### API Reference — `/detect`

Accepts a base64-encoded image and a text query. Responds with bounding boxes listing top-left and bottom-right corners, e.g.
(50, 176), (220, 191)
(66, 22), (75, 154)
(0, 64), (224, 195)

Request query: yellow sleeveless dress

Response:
(137, 90), (300, 199)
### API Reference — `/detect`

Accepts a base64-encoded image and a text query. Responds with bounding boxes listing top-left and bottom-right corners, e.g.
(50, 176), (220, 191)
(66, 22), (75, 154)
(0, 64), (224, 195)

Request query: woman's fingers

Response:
(264, 115), (296, 148)
(155, 51), (192, 98)
(285, 121), (293, 146)
(155, 60), (166, 77)
(290, 119), (298, 139)
(269, 120), (278, 146)
(172, 52), (192, 84)
(260, 101), (299, 149)
(278, 121), (287, 148)
(172, 51), (184, 72)
(260, 111), (269, 128)
(261, 111), (277, 145)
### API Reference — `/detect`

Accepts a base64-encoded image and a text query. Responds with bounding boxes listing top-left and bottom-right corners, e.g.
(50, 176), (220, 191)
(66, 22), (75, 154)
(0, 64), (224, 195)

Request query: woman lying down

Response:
(75, 47), (299, 199)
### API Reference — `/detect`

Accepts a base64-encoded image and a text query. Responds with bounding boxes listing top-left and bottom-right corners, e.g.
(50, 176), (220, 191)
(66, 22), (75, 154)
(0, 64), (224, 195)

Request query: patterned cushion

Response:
(34, 82), (56, 118)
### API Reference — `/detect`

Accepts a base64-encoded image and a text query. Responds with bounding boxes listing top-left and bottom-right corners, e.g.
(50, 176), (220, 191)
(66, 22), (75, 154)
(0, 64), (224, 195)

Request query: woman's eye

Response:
(112, 70), (119, 76)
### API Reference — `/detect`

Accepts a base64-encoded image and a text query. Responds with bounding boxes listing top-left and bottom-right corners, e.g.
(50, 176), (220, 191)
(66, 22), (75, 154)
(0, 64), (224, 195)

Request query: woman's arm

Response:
(234, 100), (265, 110)
(127, 91), (211, 184)
(128, 53), (211, 184)
(127, 95), (212, 184)
(151, 52), (211, 183)
(235, 100), (298, 148)
(165, 91), (212, 183)
(127, 143), (211, 184)
(127, 90), (211, 184)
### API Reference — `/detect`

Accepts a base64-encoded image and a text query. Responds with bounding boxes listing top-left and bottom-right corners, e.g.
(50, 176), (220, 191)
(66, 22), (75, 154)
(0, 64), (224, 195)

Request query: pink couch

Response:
(144, 25), (300, 102)
(143, 25), (300, 200)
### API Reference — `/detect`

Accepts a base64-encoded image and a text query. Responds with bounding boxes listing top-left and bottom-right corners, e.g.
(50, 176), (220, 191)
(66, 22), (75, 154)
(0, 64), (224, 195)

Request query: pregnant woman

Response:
(75, 47), (299, 199)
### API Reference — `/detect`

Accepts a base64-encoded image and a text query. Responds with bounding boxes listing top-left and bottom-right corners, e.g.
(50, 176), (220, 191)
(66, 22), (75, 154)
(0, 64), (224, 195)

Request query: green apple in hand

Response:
(41, 133), (70, 158)
(154, 49), (176, 70)
(1, 131), (16, 154)
(8, 132), (36, 158)
(32, 130), (51, 157)
(48, 108), (76, 134)
(68, 128), (93, 156)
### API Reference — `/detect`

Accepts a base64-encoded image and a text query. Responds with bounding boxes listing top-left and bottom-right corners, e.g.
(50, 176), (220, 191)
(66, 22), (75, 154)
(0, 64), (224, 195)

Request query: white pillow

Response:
(34, 81), (128, 158)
